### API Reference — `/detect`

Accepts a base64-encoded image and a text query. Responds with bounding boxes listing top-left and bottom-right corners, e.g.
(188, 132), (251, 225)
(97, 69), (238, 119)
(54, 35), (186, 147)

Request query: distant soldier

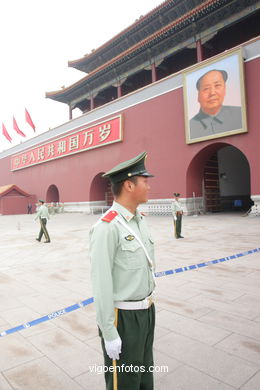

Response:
(34, 200), (51, 243)
(90, 151), (155, 389)
(171, 192), (184, 238)
(27, 203), (32, 214)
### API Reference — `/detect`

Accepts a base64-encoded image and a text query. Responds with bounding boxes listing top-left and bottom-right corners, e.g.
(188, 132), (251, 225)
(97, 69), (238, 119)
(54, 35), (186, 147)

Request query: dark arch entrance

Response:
(46, 184), (59, 203)
(186, 143), (251, 212)
(90, 173), (113, 205)
(216, 145), (251, 212)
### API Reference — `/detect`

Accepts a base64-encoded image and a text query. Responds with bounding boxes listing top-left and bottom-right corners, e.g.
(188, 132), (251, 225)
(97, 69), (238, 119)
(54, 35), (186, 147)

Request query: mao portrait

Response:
(183, 50), (247, 144)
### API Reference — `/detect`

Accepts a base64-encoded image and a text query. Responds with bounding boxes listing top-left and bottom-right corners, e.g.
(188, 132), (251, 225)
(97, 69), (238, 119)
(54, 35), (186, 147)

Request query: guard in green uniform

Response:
(171, 193), (184, 239)
(34, 200), (51, 243)
(90, 152), (155, 390)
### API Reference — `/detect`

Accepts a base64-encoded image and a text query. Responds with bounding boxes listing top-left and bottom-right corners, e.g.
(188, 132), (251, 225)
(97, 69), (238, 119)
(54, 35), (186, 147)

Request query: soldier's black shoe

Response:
(44, 240), (51, 243)
(179, 236), (184, 238)
(36, 238), (40, 242)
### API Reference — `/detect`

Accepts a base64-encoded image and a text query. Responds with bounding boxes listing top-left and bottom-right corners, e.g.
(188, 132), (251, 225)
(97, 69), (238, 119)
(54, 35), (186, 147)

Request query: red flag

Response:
(2, 123), (12, 142)
(13, 116), (26, 137)
(25, 108), (35, 131)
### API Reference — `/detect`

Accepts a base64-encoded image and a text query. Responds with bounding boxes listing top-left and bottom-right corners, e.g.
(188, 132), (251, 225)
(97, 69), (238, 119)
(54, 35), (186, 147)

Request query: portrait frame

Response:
(183, 48), (247, 144)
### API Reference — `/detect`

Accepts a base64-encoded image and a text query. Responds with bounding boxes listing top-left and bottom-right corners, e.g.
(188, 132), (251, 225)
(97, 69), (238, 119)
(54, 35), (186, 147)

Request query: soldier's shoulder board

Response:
(102, 210), (118, 222)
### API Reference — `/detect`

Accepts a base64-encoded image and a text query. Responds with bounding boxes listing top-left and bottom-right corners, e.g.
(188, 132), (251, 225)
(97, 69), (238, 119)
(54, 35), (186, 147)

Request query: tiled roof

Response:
(0, 184), (30, 197)
(46, 0), (220, 98)
(0, 184), (14, 195)
(68, 0), (170, 66)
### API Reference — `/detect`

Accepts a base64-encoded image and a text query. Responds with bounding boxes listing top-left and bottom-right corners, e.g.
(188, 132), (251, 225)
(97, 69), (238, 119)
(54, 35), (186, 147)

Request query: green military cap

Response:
(102, 151), (154, 184)
(173, 193), (180, 197)
(39, 199), (45, 203)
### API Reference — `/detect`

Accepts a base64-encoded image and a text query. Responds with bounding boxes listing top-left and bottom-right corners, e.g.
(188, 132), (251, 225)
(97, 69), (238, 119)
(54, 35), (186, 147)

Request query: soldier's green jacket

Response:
(171, 200), (183, 217)
(35, 205), (50, 220)
(90, 201), (155, 341)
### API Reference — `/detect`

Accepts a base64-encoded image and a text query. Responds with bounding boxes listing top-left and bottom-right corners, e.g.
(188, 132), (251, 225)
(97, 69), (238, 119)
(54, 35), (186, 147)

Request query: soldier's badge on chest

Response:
(125, 234), (135, 241)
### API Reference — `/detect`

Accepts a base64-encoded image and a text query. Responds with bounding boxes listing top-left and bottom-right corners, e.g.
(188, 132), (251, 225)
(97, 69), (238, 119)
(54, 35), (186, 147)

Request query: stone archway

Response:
(90, 173), (110, 203)
(186, 143), (251, 213)
(217, 145), (251, 211)
(46, 184), (59, 203)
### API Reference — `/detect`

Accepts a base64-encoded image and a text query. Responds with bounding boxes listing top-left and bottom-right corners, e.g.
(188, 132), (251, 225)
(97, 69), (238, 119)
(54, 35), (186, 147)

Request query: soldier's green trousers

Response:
(100, 304), (155, 390)
(174, 214), (182, 238)
(38, 217), (50, 242)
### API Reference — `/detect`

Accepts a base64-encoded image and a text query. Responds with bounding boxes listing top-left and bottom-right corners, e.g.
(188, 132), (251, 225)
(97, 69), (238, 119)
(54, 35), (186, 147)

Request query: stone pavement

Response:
(0, 211), (260, 390)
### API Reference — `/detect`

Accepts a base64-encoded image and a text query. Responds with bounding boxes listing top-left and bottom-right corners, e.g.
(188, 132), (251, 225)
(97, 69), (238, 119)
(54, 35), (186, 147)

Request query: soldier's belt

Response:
(114, 293), (154, 310)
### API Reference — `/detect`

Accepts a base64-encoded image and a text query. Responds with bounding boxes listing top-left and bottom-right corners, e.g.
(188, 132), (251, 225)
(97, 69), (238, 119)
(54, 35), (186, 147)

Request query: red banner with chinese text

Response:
(11, 115), (122, 171)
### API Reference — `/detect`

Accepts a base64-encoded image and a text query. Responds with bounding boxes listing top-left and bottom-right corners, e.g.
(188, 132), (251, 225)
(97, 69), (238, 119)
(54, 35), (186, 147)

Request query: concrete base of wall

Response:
(139, 197), (204, 216)
(62, 197), (205, 216)
(249, 195), (260, 216)
(63, 201), (108, 214)
(38, 195), (260, 216)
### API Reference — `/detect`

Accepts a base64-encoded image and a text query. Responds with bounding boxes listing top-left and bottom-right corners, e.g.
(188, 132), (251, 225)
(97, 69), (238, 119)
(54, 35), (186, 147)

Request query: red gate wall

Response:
(0, 57), (259, 203)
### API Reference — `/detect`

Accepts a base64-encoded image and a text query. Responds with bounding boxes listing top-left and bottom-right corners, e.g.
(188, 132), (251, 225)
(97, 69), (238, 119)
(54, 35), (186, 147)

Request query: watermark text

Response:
(89, 364), (168, 374)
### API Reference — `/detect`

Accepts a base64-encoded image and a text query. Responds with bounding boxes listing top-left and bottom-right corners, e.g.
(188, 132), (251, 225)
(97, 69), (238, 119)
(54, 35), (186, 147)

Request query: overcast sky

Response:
(0, 0), (163, 152)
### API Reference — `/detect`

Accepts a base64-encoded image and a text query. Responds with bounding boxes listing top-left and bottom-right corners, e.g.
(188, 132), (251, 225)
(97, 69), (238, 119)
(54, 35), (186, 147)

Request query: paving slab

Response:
(199, 310), (260, 341)
(0, 373), (13, 390)
(75, 369), (106, 390)
(156, 309), (231, 345)
(157, 295), (212, 319)
(178, 280), (244, 300)
(53, 310), (100, 341)
(154, 364), (235, 390)
(187, 293), (260, 320)
(240, 371), (260, 390)
(215, 333), (260, 365)
(154, 332), (259, 388)
(28, 328), (102, 378)
(3, 357), (84, 390)
(0, 333), (42, 372)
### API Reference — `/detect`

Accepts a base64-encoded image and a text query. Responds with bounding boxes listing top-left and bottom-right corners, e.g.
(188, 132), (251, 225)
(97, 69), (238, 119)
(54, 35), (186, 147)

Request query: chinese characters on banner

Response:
(11, 115), (122, 171)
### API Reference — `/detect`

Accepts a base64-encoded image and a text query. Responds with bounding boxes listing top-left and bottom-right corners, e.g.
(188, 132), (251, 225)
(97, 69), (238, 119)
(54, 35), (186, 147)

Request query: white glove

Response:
(104, 337), (122, 360)
(174, 216), (177, 221)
